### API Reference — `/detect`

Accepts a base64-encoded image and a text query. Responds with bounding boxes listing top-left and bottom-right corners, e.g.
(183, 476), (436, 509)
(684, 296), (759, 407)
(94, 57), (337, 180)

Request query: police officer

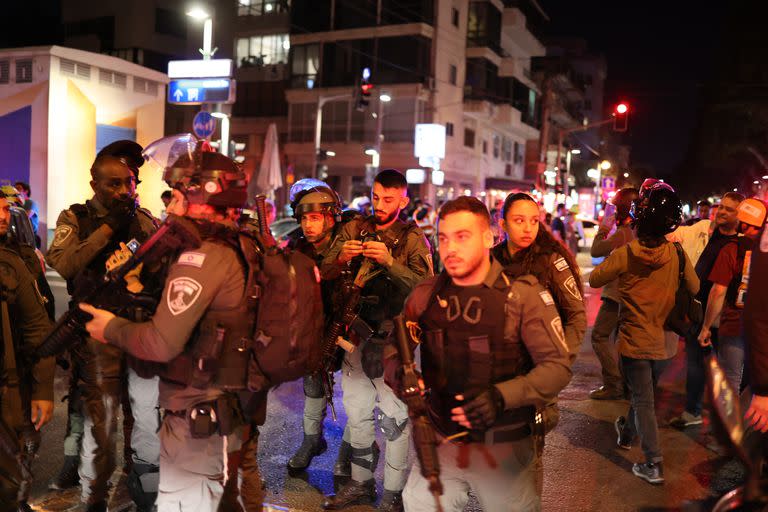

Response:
(46, 141), (160, 512)
(81, 140), (267, 511)
(285, 178), (356, 474)
(0, 191), (54, 512)
(321, 169), (433, 511)
(386, 196), (572, 511)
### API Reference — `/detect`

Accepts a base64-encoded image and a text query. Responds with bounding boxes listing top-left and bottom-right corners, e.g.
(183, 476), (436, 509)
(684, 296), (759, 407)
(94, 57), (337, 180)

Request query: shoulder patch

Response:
(166, 277), (203, 316)
(52, 225), (73, 247)
(554, 257), (569, 272)
(177, 251), (206, 268)
(563, 275), (582, 301)
(539, 290), (555, 306)
(550, 317), (567, 352)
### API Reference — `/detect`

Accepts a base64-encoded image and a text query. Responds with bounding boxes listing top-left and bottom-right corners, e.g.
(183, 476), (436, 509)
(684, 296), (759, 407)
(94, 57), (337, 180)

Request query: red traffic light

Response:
(616, 103), (629, 115)
(361, 83), (373, 94)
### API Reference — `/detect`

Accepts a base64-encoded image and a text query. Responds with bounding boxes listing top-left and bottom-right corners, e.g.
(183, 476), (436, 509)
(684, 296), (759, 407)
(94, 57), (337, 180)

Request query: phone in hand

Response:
(604, 203), (617, 218)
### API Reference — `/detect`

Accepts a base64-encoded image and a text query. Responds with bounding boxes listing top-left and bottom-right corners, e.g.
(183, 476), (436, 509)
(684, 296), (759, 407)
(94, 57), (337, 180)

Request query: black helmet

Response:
(632, 184), (682, 238)
(611, 187), (639, 223)
(289, 178), (342, 220)
(143, 134), (248, 208)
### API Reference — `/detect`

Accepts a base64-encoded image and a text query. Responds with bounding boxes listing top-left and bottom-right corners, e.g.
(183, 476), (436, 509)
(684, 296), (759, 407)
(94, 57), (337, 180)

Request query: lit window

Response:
(236, 34), (290, 67)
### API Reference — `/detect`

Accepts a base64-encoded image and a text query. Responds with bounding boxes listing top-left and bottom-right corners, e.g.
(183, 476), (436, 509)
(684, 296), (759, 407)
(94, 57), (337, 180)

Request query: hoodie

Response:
(589, 239), (699, 360)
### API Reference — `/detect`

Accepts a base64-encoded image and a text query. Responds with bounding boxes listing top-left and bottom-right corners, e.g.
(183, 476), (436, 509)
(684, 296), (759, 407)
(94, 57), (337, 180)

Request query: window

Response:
(505, 163), (512, 176)
(492, 133), (500, 159)
(449, 64), (457, 86)
(155, 8), (186, 38)
(502, 136), (512, 162)
(238, 0), (290, 16)
(134, 77), (159, 96)
(482, 139), (488, 154)
(464, 128), (475, 148)
(446, 122), (454, 136)
(0, 60), (9, 84)
(290, 43), (320, 88)
(467, 2), (502, 54)
(451, 7), (459, 27)
(15, 60), (32, 83)
(514, 141), (523, 164)
(236, 34), (290, 68)
(99, 69), (127, 88)
(60, 59), (91, 80)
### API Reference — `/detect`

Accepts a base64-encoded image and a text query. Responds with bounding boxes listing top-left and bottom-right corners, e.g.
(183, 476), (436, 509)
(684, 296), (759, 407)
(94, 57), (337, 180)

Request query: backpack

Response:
(664, 242), (704, 337)
(245, 236), (325, 391)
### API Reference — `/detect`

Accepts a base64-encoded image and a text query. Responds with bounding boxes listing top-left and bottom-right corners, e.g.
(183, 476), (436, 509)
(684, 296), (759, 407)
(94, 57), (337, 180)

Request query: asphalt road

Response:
(29, 257), (749, 511)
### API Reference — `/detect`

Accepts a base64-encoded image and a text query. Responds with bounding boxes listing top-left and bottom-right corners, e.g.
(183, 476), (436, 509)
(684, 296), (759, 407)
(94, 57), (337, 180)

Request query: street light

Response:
(600, 160), (612, 170)
(570, 149), (581, 155)
(763, 175), (768, 180)
(623, 172), (630, 178)
(187, 6), (214, 60)
(380, 93), (392, 103)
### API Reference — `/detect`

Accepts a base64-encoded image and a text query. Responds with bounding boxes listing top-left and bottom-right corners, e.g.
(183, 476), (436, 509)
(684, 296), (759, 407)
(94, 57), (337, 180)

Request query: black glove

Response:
(462, 386), (505, 430)
(361, 339), (385, 379)
(104, 196), (137, 232)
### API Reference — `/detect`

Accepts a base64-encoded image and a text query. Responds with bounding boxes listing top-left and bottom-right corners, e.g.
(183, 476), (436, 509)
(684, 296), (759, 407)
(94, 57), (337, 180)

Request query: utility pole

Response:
(312, 93), (351, 178)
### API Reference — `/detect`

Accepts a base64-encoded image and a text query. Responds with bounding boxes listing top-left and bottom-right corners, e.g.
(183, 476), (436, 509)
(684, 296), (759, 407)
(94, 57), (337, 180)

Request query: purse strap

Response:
(673, 242), (685, 286)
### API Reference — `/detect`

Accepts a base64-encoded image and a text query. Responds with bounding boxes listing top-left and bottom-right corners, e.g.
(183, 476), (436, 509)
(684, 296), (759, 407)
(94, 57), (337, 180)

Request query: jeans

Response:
(621, 356), (671, 463)
(590, 298), (622, 392)
(717, 334), (745, 392)
(683, 327), (718, 417)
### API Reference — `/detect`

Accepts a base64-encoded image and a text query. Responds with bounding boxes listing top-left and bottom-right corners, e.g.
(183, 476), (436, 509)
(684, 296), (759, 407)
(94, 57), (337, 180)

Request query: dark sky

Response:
(539, 1), (723, 178)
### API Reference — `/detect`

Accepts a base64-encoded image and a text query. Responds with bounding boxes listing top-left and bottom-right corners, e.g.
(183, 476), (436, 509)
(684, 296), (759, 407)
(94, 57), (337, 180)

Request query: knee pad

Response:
(127, 463), (158, 511)
(376, 411), (408, 442)
(303, 374), (324, 399)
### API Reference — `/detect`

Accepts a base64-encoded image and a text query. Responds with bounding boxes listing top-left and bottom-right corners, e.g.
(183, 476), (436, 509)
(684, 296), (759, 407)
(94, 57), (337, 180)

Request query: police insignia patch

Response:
(564, 275), (582, 301)
(52, 225), (73, 247)
(550, 317), (567, 351)
(539, 290), (555, 306)
(167, 277), (203, 316)
(554, 257), (569, 272)
(177, 251), (206, 268)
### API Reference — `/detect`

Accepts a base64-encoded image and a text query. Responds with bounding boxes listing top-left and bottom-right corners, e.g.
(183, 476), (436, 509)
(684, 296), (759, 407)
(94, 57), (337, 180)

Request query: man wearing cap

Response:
(46, 141), (160, 512)
(698, 198), (768, 392)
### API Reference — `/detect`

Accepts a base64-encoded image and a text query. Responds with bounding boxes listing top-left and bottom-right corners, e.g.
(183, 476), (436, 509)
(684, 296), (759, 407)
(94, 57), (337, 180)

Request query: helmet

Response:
(737, 198), (767, 228)
(632, 185), (682, 238)
(143, 134), (248, 208)
(97, 140), (144, 177)
(631, 181), (675, 221)
(289, 178), (342, 220)
(611, 187), (639, 223)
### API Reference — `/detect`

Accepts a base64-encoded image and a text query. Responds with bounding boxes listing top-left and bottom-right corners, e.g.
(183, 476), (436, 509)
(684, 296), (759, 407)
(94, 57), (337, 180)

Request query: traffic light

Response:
(613, 102), (629, 132)
(356, 67), (373, 111)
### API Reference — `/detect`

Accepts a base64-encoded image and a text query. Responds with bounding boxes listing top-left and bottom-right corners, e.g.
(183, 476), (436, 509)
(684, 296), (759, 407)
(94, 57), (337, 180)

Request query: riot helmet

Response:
(632, 184), (682, 238)
(143, 134), (248, 208)
(289, 178), (342, 220)
(611, 187), (639, 223)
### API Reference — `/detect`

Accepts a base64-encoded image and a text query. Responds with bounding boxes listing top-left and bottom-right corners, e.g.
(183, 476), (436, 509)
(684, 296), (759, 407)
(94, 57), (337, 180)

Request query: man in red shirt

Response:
(699, 198), (768, 391)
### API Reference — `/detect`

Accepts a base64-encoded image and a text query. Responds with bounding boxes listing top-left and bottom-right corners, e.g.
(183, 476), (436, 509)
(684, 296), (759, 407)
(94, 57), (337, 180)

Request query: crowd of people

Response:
(0, 135), (766, 512)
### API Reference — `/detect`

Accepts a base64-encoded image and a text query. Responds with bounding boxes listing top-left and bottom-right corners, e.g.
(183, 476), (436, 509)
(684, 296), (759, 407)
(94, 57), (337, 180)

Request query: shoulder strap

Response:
(417, 271), (451, 324)
(673, 242), (685, 283)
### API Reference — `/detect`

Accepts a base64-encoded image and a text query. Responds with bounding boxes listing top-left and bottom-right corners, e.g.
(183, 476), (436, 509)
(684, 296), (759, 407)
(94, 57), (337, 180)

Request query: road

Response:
(29, 256), (747, 511)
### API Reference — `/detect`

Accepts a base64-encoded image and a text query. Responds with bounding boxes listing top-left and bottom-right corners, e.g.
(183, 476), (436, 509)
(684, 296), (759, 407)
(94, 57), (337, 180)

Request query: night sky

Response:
(540, 1), (723, 181)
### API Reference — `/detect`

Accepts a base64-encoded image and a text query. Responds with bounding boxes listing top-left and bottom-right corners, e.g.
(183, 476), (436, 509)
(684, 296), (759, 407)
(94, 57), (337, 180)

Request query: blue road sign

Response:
(168, 78), (234, 104)
(193, 111), (217, 139)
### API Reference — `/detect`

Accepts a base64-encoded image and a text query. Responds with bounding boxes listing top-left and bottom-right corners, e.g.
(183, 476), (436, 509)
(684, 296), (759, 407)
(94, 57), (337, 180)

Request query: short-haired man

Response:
(322, 169), (432, 511)
(685, 200), (712, 226)
(550, 203), (567, 242)
(386, 196), (571, 511)
(13, 181), (39, 247)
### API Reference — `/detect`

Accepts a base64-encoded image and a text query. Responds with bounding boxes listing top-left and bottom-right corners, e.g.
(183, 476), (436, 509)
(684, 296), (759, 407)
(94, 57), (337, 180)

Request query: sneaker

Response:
(632, 461), (664, 484)
(614, 416), (633, 450)
(589, 386), (625, 400)
(669, 411), (703, 428)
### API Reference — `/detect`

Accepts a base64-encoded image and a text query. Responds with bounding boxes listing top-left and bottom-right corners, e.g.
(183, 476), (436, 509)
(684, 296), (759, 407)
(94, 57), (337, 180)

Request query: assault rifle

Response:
(35, 215), (202, 359)
(393, 314), (443, 512)
(253, 195), (276, 248)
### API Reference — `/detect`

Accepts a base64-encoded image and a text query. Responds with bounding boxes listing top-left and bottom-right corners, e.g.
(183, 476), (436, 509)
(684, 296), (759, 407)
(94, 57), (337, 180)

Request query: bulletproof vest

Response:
(0, 250), (27, 387)
(725, 236), (754, 309)
(290, 230), (339, 320)
(160, 224), (256, 391)
(354, 218), (420, 330)
(418, 272), (533, 438)
(67, 202), (154, 296)
(695, 230), (739, 305)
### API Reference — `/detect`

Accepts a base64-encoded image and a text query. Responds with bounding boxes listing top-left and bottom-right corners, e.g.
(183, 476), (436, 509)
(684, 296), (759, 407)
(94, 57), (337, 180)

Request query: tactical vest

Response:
(418, 271), (534, 439)
(725, 236), (754, 309)
(354, 218), (421, 331)
(67, 202), (155, 296)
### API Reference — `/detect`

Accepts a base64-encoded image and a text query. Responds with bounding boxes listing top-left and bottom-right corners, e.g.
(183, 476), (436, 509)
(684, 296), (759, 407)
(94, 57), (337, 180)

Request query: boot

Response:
(378, 490), (404, 512)
(287, 434), (327, 475)
(49, 455), (80, 490)
(86, 501), (108, 512)
(333, 440), (380, 478)
(323, 479), (376, 509)
(17, 502), (33, 512)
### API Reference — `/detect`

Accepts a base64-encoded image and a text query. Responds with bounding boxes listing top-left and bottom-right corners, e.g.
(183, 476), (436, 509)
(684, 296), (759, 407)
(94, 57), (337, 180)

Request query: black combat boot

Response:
(333, 440), (380, 478)
(85, 501), (108, 512)
(322, 479), (376, 509)
(48, 455), (80, 490)
(287, 434), (328, 475)
(378, 490), (404, 512)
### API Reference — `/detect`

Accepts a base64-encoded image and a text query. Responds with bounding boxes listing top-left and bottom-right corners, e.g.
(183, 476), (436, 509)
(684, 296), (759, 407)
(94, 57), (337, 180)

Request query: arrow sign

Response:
(193, 111), (217, 139)
(173, 89), (184, 102)
(168, 79), (236, 105)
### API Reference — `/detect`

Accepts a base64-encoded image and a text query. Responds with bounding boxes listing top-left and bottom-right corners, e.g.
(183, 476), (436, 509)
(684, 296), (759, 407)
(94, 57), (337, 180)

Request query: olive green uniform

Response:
(396, 261), (572, 512)
(321, 218), (432, 492)
(104, 233), (264, 511)
(45, 197), (158, 506)
(0, 247), (53, 508)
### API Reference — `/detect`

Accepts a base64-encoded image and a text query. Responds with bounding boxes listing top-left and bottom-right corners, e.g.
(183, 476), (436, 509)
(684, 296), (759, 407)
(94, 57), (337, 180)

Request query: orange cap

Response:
(737, 198), (767, 227)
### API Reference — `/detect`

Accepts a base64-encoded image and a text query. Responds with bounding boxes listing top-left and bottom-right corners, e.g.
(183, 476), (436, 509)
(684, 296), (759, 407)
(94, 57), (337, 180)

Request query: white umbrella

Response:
(253, 123), (283, 199)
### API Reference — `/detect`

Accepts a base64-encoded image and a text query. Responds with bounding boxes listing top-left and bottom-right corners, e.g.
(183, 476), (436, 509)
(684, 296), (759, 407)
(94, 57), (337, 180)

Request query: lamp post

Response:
(186, 7), (215, 60)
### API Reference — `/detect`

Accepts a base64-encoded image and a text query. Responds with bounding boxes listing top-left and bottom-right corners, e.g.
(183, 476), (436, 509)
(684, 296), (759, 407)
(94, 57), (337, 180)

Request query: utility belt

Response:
(164, 393), (244, 439)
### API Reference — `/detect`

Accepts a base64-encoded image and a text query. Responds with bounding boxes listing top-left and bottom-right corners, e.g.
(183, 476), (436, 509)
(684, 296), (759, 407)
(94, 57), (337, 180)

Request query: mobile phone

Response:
(604, 203), (616, 218)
